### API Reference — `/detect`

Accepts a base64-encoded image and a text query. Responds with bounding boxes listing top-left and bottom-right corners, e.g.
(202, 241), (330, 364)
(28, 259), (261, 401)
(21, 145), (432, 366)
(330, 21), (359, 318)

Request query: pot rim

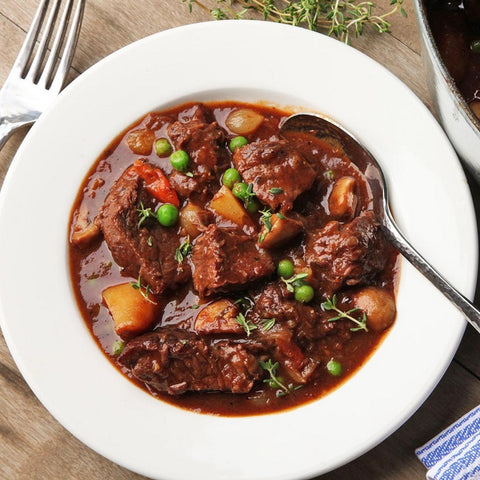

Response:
(413, 0), (480, 135)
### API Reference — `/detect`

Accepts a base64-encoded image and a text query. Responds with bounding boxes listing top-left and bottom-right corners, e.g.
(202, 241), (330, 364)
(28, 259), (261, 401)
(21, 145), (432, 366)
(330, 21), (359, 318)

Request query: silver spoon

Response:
(281, 112), (480, 333)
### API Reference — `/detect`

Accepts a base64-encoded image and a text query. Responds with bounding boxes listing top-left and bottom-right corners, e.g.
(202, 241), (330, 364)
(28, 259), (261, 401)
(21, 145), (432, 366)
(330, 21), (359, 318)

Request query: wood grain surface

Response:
(1, 1), (479, 479)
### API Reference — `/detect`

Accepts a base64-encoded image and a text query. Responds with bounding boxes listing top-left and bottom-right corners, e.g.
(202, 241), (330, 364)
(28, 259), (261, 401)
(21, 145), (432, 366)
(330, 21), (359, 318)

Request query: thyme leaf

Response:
(188, 0), (406, 45)
(129, 275), (157, 304)
(269, 187), (284, 194)
(260, 318), (276, 332)
(243, 183), (257, 208)
(235, 313), (257, 336)
(322, 294), (368, 332)
(323, 169), (335, 181)
(137, 201), (157, 228)
(175, 236), (193, 263)
(258, 208), (273, 244)
(260, 359), (302, 397)
(112, 340), (125, 355)
(280, 272), (308, 293)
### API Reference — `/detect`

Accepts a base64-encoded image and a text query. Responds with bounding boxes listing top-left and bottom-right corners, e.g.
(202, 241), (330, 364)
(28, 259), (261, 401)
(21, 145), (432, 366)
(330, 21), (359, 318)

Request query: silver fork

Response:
(0, 0), (85, 150)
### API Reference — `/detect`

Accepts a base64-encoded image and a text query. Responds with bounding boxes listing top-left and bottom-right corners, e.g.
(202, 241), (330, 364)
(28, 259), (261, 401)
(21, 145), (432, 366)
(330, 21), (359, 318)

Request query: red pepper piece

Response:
(132, 159), (180, 207)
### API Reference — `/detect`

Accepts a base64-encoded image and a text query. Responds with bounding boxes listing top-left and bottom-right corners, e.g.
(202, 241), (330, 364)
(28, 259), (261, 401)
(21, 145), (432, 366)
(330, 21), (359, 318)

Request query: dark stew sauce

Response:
(427, 0), (480, 118)
(69, 101), (400, 416)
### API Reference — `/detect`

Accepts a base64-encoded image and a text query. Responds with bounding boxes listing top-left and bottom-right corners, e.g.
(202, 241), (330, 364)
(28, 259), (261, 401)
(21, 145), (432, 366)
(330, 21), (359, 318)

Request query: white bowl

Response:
(0, 20), (476, 480)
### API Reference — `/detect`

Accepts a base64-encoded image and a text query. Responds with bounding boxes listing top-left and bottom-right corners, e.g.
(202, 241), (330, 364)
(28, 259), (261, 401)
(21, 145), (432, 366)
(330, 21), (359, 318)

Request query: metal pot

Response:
(413, 0), (480, 181)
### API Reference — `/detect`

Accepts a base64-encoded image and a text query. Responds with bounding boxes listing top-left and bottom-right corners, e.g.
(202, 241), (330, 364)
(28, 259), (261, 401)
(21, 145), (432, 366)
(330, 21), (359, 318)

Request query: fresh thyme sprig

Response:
(280, 272), (308, 293)
(260, 359), (302, 397)
(258, 208), (273, 244)
(259, 317), (276, 332)
(322, 294), (368, 332)
(243, 183), (257, 208)
(235, 312), (257, 336)
(184, 0), (406, 44)
(137, 201), (156, 228)
(175, 236), (193, 263)
(129, 275), (157, 304)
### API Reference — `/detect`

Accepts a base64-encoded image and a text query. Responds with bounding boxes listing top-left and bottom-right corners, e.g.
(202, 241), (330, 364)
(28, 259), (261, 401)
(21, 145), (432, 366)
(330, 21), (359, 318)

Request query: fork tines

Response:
(13, 0), (85, 91)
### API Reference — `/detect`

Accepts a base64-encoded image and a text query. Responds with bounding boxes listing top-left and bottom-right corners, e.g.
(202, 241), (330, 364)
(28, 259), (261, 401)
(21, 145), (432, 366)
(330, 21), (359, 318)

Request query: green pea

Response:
(155, 138), (172, 157)
(157, 203), (179, 227)
(277, 259), (294, 278)
(294, 284), (314, 303)
(326, 359), (342, 377)
(222, 168), (242, 189)
(170, 150), (190, 171)
(229, 136), (248, 152)
(245, 198), (260, 213)
(232, 182), (248, 201)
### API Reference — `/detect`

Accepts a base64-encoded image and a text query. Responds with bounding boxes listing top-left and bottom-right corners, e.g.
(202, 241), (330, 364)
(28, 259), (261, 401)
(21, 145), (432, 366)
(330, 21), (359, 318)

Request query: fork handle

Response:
(384, 209), (480, 334)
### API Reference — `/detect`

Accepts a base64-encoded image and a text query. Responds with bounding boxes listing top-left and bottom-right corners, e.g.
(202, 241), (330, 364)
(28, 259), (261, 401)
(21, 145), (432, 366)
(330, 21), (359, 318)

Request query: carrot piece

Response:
(132, 159), (180, 207)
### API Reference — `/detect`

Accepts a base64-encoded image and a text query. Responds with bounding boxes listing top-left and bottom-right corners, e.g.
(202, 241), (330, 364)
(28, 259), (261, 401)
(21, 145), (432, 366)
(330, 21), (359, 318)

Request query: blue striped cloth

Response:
(416, 405), (480, 479)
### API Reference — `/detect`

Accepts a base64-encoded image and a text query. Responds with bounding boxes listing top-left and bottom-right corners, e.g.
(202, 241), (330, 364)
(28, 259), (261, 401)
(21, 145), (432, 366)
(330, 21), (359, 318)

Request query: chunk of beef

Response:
(167, 104), (228, 200)
(100, 165), (190, 294)
(305, 210), (389, 297)
(192, 225), (274, 297)
(252, 282), (314, 327)
(233, 138), (315, 211)
(118, 328), (263, 394)
(251, 283), (320, 382)
(252, 283), (337, 343)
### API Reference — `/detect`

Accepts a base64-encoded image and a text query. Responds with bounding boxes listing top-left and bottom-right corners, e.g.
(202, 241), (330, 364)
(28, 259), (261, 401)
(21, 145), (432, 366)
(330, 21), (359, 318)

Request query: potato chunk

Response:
(328, 176), (357, 218)
(194, 299), (243, 334)
(125, 128), (155, 155)
(258, 214), (303, 248)
(351, 287), (396, 331)
(209, 186), (254, 229)
(102, 283), (158, 339)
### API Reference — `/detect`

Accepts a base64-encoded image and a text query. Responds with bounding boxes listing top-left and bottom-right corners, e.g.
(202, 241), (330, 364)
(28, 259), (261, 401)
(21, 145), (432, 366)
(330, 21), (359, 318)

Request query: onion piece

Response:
(226, 108), (264, 135)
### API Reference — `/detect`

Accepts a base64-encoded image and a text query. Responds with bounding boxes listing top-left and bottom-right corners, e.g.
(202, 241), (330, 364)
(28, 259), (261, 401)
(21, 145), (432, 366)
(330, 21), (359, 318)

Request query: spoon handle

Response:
(383, 211), (480, 333)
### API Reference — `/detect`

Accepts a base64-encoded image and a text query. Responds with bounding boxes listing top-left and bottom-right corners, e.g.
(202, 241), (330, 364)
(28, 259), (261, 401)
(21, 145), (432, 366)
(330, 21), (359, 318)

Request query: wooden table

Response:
(1, 1), (479, 479)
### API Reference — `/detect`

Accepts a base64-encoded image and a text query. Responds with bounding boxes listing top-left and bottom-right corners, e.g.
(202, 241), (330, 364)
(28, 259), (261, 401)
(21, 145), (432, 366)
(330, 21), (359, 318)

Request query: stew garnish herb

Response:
(322, 295), (369, 332)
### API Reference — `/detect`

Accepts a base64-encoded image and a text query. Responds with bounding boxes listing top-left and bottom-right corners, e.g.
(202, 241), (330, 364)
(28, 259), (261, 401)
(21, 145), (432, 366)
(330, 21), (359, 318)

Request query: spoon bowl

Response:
(281, 112), (480, 333)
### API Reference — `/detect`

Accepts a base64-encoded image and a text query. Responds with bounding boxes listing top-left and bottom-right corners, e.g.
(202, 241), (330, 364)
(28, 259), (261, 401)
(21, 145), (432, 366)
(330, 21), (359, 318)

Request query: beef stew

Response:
(69, 101), (400, 416)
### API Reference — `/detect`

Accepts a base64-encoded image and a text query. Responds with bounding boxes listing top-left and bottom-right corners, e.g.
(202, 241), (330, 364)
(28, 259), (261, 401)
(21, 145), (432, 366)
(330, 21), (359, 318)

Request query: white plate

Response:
(0, 21), (476, 480)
